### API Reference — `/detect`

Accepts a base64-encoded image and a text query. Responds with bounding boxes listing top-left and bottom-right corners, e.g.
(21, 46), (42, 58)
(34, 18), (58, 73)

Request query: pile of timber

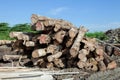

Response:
(7, 14), (117, 71)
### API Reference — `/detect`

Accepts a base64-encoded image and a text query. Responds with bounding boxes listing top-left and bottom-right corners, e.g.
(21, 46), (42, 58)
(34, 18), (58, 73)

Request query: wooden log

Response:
(47, 45), (59, 54)
(68, 27), (78, 38)
(98, 61), (106, 71)
(47, 52), (62, 62)
(3, 55), (27, 61)
(37, 34), (51, 44)
(46, 62), (54, 69)
(32, 48), (47, 58)
(87, 58), (98, 71)
(54, 58), (65, 68)
(0, 40), (15, 45)
(107, 61), (117, 69)
(78, 53), (87, 62)
(9, 32), (23, 38)
(31, 14), (48, 25)
(43, 19), (55, 27)
(66, 38), (73, 47)
(82, 38), (96, 51)
(34, 21), (44, 31)
(54, 20), (73, 32)
(53, 30), (66, 43)
(15, 33), (32, 41)
(25, 41), (35, 47)
(77, 61), (86, 69)
(70, 26), (88, 57)
(33, 58), (44, 66)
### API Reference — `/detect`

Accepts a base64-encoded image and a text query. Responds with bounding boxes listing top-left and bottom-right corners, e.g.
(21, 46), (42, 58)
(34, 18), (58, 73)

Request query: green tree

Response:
(0, 22), (11, 40)
(10, 23), (31, 32)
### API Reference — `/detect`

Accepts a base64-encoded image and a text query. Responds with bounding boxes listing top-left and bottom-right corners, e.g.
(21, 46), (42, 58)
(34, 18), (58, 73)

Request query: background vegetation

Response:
(0, 22), (108, 40)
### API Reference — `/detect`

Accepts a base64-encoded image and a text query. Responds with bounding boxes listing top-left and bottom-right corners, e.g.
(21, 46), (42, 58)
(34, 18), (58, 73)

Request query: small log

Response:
(54, 23), (61, 32)
(37, 34), (51, 44)
(54, 20), (72, 32)
(91, 65), (98, 71)
(77, 61), (86, 69)
(43, 19), (55, 27)
(68, 27), (78, 38)
(33, 58), (44, 66)
(53, 30), (66, 43)
(98, 61), (106, 71)
(96, 48), (104, 56)
(54, 58), (65, 68)
(34, 21), (44, 31)
(82, 38), (96, 51)
(3, 55), (27, 61)
(107, 61), (117, 69)
(32, 48), (47, 58)
(9, 32), (23, 38)
(16, 33), (32, 42)
(47, 52), (62, 62)
(46, 62), (54, 69)
(0, 40), (15, 45)
(78, 53), (87, 62)
(66, 38), (73, 47)
(87, 58), (98, 71)
(25, 41), (35, 47)
(70, 27), (88, 57)
(47, 45), (59, 54)
(31, 14), (48, 25)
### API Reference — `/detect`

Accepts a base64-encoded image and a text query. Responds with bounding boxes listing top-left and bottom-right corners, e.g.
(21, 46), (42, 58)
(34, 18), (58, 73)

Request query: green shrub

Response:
(85, 32), (108, 40)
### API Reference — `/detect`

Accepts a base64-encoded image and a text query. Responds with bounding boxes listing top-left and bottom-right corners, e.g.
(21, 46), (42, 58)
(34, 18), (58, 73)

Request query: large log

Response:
(32, 48), (47, 58)
(70, 27), (88, 57)
(53, 30), (66, 43)
(47, 52), (62, 62)
(37, 34), (51, 44)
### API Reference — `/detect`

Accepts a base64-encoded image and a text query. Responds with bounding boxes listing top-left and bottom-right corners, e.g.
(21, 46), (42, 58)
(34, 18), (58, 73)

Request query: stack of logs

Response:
(8, 14), (117, 71)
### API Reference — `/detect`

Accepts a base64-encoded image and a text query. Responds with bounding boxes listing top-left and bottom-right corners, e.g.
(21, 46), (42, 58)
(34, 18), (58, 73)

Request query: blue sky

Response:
(0, 0), (120, 32)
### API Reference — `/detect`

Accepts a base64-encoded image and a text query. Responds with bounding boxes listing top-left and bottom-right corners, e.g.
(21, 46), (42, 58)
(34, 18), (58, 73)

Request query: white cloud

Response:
(49, 7), (68, 15)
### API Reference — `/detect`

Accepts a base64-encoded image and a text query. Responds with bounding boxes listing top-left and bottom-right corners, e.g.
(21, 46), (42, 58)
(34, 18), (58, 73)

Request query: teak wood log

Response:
(3, 55), (27, 61)
(98, 61), (106, 71)
(77, 61), (86, 69)
(82, 38), (96, 51)
(53, 30), (66, 43)
(70, 26), (88, 57)
(78, 49), (89, 62)
(47, 45), (59, 54)
(46, 62), (54, 69)
(43, 19), (55, 27)
(66, 38), (74, 47)
(47, 52), (62, 62)
(32, 48), (47, 58)
(9, 32), (23, 38)
(68, 27), (78, 38)
(54, 58), (65, 68)
(0, 40), (15, 45)
(33, 58), (44, 66)
(37, 34), (51, 44)
(54, 20), (73, 32)
(31, 14), (48, 25)
(25, 41), (35, 47)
